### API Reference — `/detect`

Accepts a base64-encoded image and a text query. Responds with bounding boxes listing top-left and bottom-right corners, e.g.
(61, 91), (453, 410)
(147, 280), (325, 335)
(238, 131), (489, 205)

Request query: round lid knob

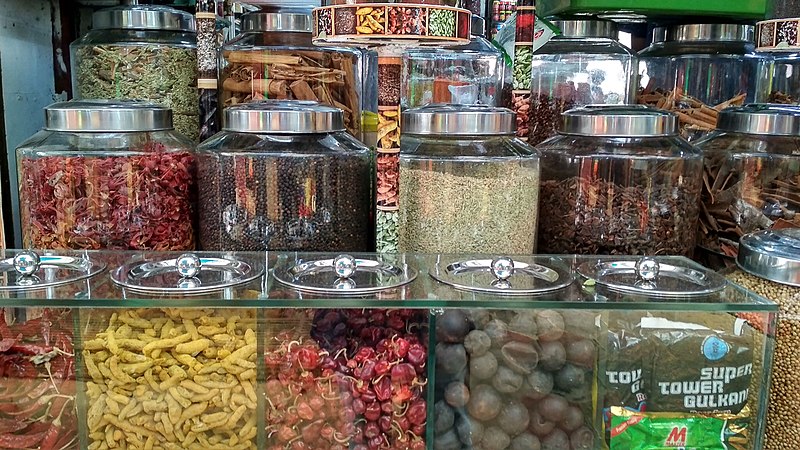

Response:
(635, 257), (660, 282)
(490, 257), (515, 281)
(13, 251), (41, 277)
(333, 254), (357, 279)
(176, 254), (202, 279)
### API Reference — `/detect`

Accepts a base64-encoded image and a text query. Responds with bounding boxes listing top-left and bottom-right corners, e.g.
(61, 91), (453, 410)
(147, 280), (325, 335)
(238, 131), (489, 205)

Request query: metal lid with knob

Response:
(272, 254), (417, 295)
(0, 250), (105, 291)
(402, 104), (516, 136)
(560, 105), (679, 138)
(715, 104), (800, 136)
(44, 100), (173, 133)
(738, 229), (800, 287)
(223, 101), (345, 134)
(111, 253), (264, 294)
(577, 256), (726, 298)
(429, 256), (574, 295)
(551, 19), (618, 40)
(93, 5), (196, 32)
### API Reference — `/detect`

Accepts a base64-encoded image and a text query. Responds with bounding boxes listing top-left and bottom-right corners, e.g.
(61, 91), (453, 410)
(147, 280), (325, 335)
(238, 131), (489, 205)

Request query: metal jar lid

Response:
(223, 101), (344, 134)
(578, 257), (726, 298)
(738, 229), (800, 287)
(272, 254), (417, 295)
(666, 24), (754, 43)
(402, 104), (516, 136)
(651, 26), (667, 44)
(429, 256), (574, 296)
(716, 104), (800, 136)
(112, 253), (264, 295)
(560, 105), (678, 137)
(0, 250), (105, 291)
(241, 10), (312, 33)
(551, 19), (617, 39)
(93, 5), (196, 32)
(44, 100), (173, 132)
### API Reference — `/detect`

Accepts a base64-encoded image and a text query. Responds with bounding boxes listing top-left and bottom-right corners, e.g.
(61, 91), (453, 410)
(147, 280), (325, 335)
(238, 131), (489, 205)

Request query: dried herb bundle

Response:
(637, 88), (745, 140)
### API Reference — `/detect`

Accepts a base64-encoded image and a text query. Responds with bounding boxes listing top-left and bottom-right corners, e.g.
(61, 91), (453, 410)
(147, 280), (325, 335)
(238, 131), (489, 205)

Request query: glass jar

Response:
(219, 8), (375, 141)
(16, 100), (197, 251)
(638, 24), (759, 140)
(196, 101), (373, 252)
(724, 229), (800, 450)
(70, 5), (200, 141)
(755, 20), (800, 105)
(694, 105), (800, 261)
(401, 15), (509, 108)
(536, 106), (703, 256)
(398, 104), (540, 254)
(527, 19), (637, 145)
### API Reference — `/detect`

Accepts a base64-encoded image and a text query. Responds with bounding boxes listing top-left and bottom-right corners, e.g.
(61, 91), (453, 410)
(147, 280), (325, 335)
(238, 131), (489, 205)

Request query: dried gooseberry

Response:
(538, 394), (568, 422)
(456, 414), (484, 446)
(566, 339), (595, 368)
(497, 400), (531, 436)
(510, 432), (542, 450)
(541, 428), (570, 450)
(435, 343), (467, 375)
(463, 329), (491, 356)
(432, 429), (461, 450)
(466, 384), (502, 421)
(501, 341), (539, 374)
(570, 426), (595, 449)
(523, 369), (554, 400)
(434, 401), (455, 434)
(555, 363), (586, 391)
(483, 319), (509, 347)
(481, 426), (511, 450)
(528, 408), (556, 437)
(508, 311), (538, 343)
(560, 405), (584, 432)
(492, 365), (524, 394)
(538, 340), (566, 371)
(436, 310), (471, 343)
(536, 310), (565, 342)
(469, 351), (498, 380)
(444, 381), (470, 408)
(468, 310), (492, 328)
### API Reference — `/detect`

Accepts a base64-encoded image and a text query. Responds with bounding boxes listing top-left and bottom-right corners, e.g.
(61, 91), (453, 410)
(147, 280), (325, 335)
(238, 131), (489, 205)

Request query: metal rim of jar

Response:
(551, 19), (618, 39)
(92, 5), (196, 32)
(241, 10), (312, 33)
(401, 104), (516, 136)
(716, 104), (800, 136)
(666, 23), (754, 43)
(559, 105), (679, 137)
(44, 100), (173, 132)
(223, 100), (345, 134)
(738, 229), (800, 287)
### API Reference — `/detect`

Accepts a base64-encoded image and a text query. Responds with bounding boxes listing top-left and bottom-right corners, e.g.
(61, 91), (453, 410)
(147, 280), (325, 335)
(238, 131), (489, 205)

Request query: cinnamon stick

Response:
(289, 80), (319, 101)
(222, 78), (287, 96)
(223, 51), (303, 65)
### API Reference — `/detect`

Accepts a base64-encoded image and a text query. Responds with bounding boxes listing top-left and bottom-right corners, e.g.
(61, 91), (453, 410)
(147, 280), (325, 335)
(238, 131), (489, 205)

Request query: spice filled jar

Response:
(196, 101), (373, 252)
(725, 229), (800, 450)
(694, 105), (800, 261)
(527, 18), (637, 145)
(398, 104), (540, 254)
(755, 20), (800, 105)
(219, 8), (375, 141)
(16, 100), (196, 250)
(638, 24), (759, 140)
(70, 5), (200, 141)
(536, 106), (703, 256)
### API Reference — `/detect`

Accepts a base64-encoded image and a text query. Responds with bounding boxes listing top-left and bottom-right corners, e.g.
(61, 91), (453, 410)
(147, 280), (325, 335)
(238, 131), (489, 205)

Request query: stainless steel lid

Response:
(429, 256), (574, 296)
(223, 101), (344, 133)
(666, 24), (754, 43)
(272, 254), (417, 295)
(578, 257), (726, 298)
(0, 250), (105, 291)
(560, 105), (678, 137)
(738, 229), (800, 287)
(716, 104), (800, 136)
(241, 10), (312, 33)
(45, 100), (173, 132)
(402, 104), (515, 136)
(111, 253), (264, 295)
(552, 19), (617, 39)
(93, 5), (196, 32)
(651, 26), (667, 44)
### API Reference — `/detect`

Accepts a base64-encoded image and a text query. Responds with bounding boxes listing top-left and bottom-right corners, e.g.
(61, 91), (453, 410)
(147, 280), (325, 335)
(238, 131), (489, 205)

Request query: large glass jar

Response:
(16, 100), (196, 251)
(219, 8), (375, 141)
(536, 106), (703, 256)
(70, 5), (200, 141)
(196, 101), (373, 252)
(398, 104), (540, 254)
(401, 15), (509, 108)
(527, 19), (637, 145)
(694, 105), (800, 261)
(638, 24), (759, 140)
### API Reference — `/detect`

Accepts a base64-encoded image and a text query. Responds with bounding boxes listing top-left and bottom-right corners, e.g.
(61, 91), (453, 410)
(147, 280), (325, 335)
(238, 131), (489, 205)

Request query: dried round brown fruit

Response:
(570, 426), (595, 449)
(497, 400), (531, 437)
(539, 340), (566, 371)
(536, 310), (565, 342)
(541, 428), (570, 450)
(523, 369), (554, 400)
(538, 394), (568, 422)
(469, 351), (498, 380)
(501, 341), (539, 374)
(464, 329), (492, 356)
(437, 310), (472, 343)
(565, 339), (595, 368)
(508, 312), (538, 342)
(559, 405), (584, 432)
(436, 343), (467, 375)
(555, 363), (586, 391)
(469, 310), (492, 328)
(481, 426), (511, 450)
(434, 400), (455, 433)
(528, 409), (556, 437)
(492, 365), (524, 394)
(510, 432), (541, 450)
(467, 384), (502, 422)
(484, 319), (510, 347)
(456, 414), (484, 446)
(444, 381), (470, 408)
(433, 429), (461, 450)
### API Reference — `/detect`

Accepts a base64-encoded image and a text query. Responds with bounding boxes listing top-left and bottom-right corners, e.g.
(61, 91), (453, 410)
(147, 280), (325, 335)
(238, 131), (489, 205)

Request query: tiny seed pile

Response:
(726, 270), (799, 450)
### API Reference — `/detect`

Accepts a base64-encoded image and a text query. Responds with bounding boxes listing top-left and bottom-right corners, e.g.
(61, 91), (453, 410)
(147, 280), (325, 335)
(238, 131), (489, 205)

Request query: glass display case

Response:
(0, 250), (776, 450)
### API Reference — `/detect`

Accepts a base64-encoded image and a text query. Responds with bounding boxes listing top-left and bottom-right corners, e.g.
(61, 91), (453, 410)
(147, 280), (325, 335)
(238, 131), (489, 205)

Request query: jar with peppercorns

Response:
(527, 18), (637, 145)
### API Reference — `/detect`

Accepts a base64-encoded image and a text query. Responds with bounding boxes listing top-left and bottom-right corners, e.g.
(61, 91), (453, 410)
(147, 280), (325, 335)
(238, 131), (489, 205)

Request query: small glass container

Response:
(219, 8), (375, 140)
(398, 104), (540, 254)
(70, 5), (200, 141)
(16, 100), (196, 251)
(401, 15), (509, 107)
(196, 101), (374, 252)
(755, 20), (800, 105)
(694, 104), (800, 261)
(536, 106), (703, 256)
(638, 24), (759, 140)
(527, 18), (637, 145)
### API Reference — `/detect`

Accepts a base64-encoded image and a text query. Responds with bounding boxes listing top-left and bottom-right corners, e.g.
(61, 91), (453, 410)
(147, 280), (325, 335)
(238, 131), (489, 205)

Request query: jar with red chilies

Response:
(16, 100), (197, 251)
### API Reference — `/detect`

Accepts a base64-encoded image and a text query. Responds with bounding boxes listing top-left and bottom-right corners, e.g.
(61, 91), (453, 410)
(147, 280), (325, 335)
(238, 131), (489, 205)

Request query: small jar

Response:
(398, 104), (540, 254)
(638, 24), (759, 140)
(527, 18), (637, 145)
(536, 106), (703, 256)
(16, 100), (196, 250)
(70, 5), (200, 141)
(694, 105), (800, 260)
(219, 8), (375, 141)
(755, 20), (800, 105)
(196, 101), (373, 252)
(725, 229), (800, 450)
